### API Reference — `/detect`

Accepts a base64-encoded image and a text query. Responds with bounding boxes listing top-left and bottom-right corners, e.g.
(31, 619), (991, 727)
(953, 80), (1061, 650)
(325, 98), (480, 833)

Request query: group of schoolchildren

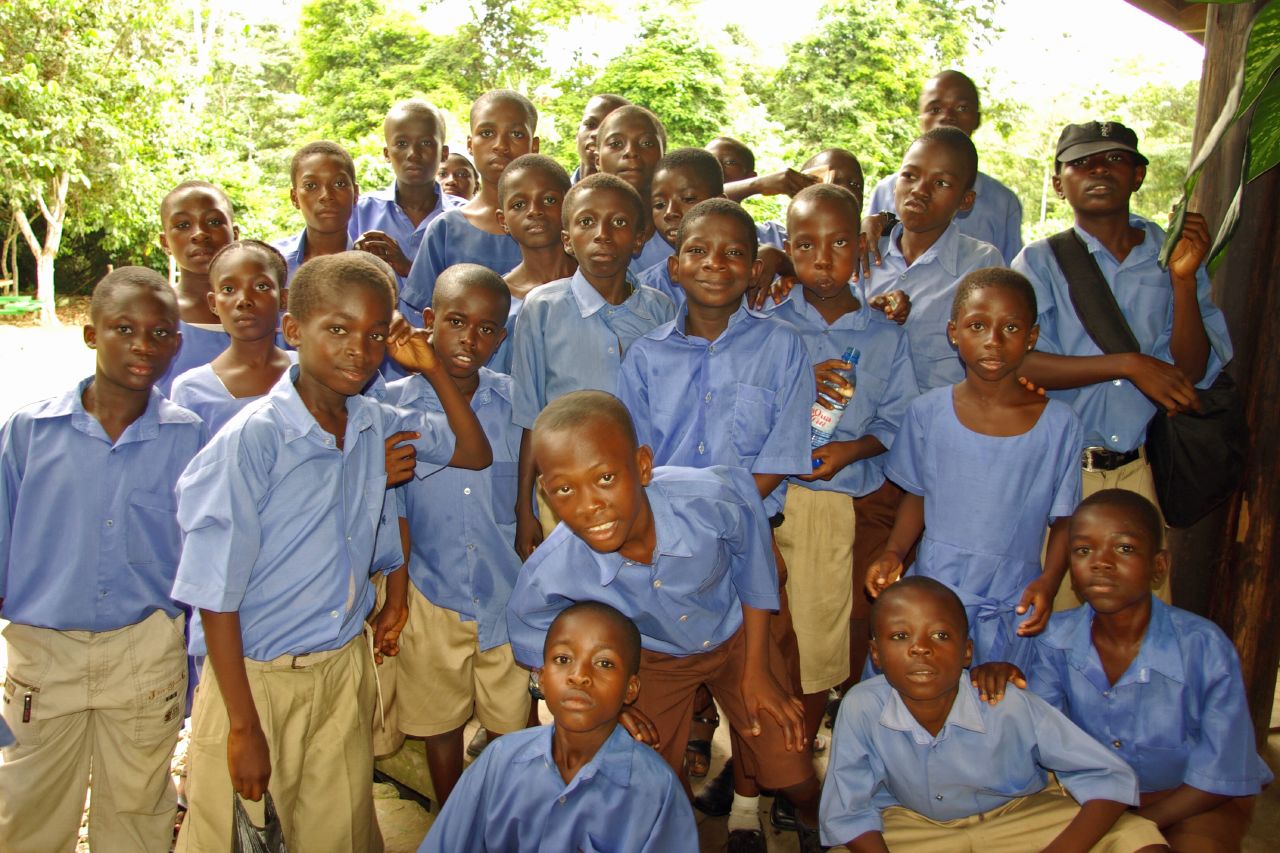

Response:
(0, 67), (1269, 853)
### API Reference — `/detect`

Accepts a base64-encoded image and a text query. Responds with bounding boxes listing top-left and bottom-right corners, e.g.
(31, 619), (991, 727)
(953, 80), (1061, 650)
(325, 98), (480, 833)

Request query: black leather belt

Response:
(1081, 446), (1141, 472)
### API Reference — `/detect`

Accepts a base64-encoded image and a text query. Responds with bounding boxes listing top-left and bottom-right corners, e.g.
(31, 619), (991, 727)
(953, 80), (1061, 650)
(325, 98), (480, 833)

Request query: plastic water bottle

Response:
(810, 348), (860, 451)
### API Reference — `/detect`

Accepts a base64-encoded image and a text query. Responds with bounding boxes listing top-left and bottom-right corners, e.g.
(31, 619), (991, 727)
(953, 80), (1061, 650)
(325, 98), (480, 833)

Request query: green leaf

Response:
(1238, 0), (1280, 118)
(1245, 72), (1280, 180)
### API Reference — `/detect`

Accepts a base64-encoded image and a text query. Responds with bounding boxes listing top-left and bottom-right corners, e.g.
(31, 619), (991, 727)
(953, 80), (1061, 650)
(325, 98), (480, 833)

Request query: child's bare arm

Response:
(801, 437), (885, 483)
(384, 431), (418, 487)
(1136, 785), (1231, 830)
(1020, 351), (1201, 415)
(515, 430), (543, 560)
(853, 214), (889, 283)
(865, 493), (924, 598)
(370, 518), (411, 662)
(850, 830), (892, 853)
(1041, 798), (1129, 853)
(202, 608), (271, 801)
(740, 603), (806, 752)
(355, 230), (412, 278)
(1017, 517), (1070, 636)
(751, 472), (786, 503)
(389, 327), (492, 470)
(724, 169), (818, 202)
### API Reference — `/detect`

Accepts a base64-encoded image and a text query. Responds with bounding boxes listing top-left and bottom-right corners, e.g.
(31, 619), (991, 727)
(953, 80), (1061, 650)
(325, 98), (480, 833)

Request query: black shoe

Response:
(796, 823), (828, 853)
(692, 758), (735, 816)
(770, 793), (798, 831)
(466, 727), (490, 758)
(726, 828), (767, 853)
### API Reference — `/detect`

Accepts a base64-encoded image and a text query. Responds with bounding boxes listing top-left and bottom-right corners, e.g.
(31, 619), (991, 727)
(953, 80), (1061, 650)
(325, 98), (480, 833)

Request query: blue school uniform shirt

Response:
(506, 465), (780, 667)
(510, 271), (675, 430)
(273, 228), (356, 284)
(1027, 597), (1273, 797)
(885, 388), (1083, 666)
(0, 380), (206, 631)
(170, 353), (299, 436)
(865, 221), (1005, 393)
(419, 723), (697, 853)
(347, 180), (461, 281)
(870, 171), (1024, 264)
(628, 230), (673, 277)
(1012, 215), (1233, 453)
(486, 294), (522, 376)
(636, 258), (682, 311)
(615, 302), (814, 517)
(156, 322), (230, 397)
(757, 220), (787, 250)
(766, 288), (918, 497)
(171, 365), (455, 661)
(401, 208), (523, 322)
(819, 674), (1138, 847)
(388, 369), (521, 651)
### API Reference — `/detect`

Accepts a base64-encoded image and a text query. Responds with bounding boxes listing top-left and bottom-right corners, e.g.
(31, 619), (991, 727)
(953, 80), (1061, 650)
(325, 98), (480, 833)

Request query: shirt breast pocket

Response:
(732, 383), (776, 458)
(126, 489), (180, 568)
(489, 461), (518, 525)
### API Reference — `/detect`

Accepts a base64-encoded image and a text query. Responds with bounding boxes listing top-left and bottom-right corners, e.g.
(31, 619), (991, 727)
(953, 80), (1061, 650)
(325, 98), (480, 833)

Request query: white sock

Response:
(726, 794), (761, 832)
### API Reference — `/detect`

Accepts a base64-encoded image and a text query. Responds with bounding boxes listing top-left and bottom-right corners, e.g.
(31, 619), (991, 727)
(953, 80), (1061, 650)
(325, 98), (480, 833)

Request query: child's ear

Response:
(624, 673), (640, 705)
(232, 223), (241, 240)
(1051, 174), (1064, 198)
(958, 188), (977, 213)
(1151, 549), (1171, 589)
(466, 134), (475, 156)
(493, 325), (508, 349)
(1133, 164), (1146, 193)
(531, 136), (541, 154)
(946, 319), (957, 347)
(868, 637), (880, 671)
(383, 144), (392, 164)
(636, 443), (654, 486)
(496, 207), (508, 233)
(289, 186), (300, 210)
(439, 144), (450, 164)
(281, 312), (301, 348)
(666, 252), (679, 281)
(83, 323), (97, 349)
(206, 291), (218, 316)
(1026, 323), (1040, 352)
(422, 307), (435, 331)
(158, 231), (171, 254)
(750, 257), (764, 283)
(963, 639), (974, 668)
(561, 229), (575, 257)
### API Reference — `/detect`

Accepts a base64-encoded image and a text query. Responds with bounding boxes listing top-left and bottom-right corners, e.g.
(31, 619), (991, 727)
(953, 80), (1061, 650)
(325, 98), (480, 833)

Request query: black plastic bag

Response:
(232, 793), (288, 853)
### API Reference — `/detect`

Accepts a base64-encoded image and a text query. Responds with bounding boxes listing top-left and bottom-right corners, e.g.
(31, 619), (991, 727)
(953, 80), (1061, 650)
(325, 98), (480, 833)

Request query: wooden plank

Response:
(1123, 0), (1208, 41)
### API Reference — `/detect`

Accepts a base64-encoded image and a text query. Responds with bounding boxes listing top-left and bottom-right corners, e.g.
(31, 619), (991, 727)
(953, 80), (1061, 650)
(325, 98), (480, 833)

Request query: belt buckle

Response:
(1081, 447), (1106, 473)
(290, 653), (311, 669)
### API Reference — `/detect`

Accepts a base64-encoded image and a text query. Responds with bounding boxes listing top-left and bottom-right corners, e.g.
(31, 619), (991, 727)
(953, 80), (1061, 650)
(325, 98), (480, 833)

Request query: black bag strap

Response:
(1047, 229), (1141, 355)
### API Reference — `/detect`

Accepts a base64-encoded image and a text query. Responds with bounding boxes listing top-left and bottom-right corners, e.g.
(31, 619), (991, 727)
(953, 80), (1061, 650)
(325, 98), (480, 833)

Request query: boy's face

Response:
(650, 166), (719, 249)
(562, 187), (645, 281)
(668, 212), (761, 311)
(438, 155), (477, 200)
(1052, 151), (1144, 218)
(1069, 504), (1167, 614)
(282, 284), (390, 400)
(159, 187), (238, 276)
(533, 418), (654, 555)
(425, 287), (508, 381)
(705, 140), (753, 184)
(893, 141), (975, 235)
(807, 153), (865, 208)
(539, 609), (640, 737)
(468, 100), (539, 186)
(84, 286), (181, 394)
(498, 168), (566, 251)
(207, 250), (284, 344)
(786, 197), (859, 300)
(918, 75), (981, 136)
(383, 111), (446, 189)
(946, 285), (1038, 383)
(576, 96), (622, 173)
(598, 114), (663, 194)
(291, 153), (358, 236)
(870, 591), (972, 706)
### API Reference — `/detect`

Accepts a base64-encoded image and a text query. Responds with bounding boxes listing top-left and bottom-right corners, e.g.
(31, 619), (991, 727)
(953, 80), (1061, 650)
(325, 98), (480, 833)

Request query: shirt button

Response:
(607, 347), (615, 354)
(463, 487), (471, 495)
(1112, 379), (1122, 386)
(697, 442), (705, 454)
(704, 392), (712, 403)
(1112, 740), (1123, 749)
(467, 543), (476, 551)
(105, 519), (114, 527)
(679, 615), (688, 622)
(653, 580), (662, 589)
(330, 611), (339, 618)
(346, 536), (353, 542)
(558, 796), (566, 805)
(702, 640), (711, 648)
(708, 344), (716, 353)
(935, 794), (944, 801)
(1110, 435), (1120, 444)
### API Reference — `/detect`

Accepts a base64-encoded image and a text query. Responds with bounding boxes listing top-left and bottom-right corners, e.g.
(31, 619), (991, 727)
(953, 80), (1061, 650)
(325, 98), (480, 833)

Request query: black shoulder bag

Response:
(1047, 229), (1246, 528)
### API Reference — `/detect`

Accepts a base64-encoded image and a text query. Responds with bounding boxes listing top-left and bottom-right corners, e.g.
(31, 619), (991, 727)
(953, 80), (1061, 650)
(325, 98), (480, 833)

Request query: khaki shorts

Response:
(775, 485), (856, 693)
(395, 584), (530, 737)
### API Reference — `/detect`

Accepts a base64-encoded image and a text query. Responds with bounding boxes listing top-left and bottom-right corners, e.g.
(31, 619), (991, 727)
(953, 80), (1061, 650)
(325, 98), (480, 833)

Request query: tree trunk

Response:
(11, 173), (70, 326)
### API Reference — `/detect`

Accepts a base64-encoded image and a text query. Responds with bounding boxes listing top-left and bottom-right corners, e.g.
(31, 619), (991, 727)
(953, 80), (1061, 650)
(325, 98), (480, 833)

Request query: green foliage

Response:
(438, 0), (590, 95)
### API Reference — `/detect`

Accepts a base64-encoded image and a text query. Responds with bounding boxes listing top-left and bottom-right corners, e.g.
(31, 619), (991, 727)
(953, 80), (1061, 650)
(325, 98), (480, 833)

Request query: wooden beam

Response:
(1123, 0), (1208, 42)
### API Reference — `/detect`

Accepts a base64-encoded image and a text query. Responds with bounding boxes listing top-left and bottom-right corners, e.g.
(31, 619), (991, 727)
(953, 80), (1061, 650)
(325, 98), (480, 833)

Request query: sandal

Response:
(684, 737), (712, 778)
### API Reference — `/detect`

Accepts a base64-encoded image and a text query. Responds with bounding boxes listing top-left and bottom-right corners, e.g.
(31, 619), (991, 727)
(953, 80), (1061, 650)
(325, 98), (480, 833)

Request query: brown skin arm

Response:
(739, 603), (806, 751)
(1137, 785), (1231, 830)
(1016, 516), (1070, 636)
(866, 492), (924, 597)
(850, 830), (892, 853)
(752, 472), (787, 504)
(1041, 798), (1129, 853)
(1164, 213), (1212, 385)
(515, 429), (544, 560)
(1019, 351), (1201, 414)
(800, 436), (886, 483)
(201, 609), (271, 801)
(369, 519), (411, 663)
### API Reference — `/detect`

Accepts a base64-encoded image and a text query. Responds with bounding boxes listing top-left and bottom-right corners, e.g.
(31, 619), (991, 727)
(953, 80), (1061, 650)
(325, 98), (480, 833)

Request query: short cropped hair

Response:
(159, 180), (235, 222)
(1077, 489), (1166, 549)
(655, 148), (725, 197)
(384, 98), (447, 138)
(675, 198), (758, 260)
(598, 105), (667, 150)
(207, 240), (289, 291)
(950, 266), (1036, 322)
(913, 126), (978, 190)
(787, 183), (861, 228)
(800, 147), (860, 173)
(562, 173), (644, 230)
(872, 576), (969, 639)
(707, 136), (755, 173)
(290, 141), (357, 187)
(470, 88), (538, 131)
(924, 70), (981, 111)
(533, 390), (638, 451)
(497, 154), (571, 206)
(288, 251), (395, 322)
(548, 601), (643, 676)
(90, 266), (177, 321)
(432, 262), (512, 318)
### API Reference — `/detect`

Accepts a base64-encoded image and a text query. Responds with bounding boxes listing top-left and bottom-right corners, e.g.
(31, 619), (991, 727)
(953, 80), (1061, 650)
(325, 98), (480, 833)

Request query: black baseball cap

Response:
(1055, 121), (1149, 166)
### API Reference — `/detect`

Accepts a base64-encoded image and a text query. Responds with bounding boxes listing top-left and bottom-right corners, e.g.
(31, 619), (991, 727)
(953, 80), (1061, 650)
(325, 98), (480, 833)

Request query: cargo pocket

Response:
(131, 668), (186, 746)
(2, 672), (43, 750)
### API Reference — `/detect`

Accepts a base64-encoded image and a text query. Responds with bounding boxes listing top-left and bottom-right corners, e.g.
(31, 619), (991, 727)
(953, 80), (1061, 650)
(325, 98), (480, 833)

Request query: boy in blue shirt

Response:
(572, 93), (630, 181)
(0, 267), (207, 852)
(402, 89), (538, 318)
(172, 252), (492, 852)
(821, 577), (1166, 852)
(438, 152), (479, 201)
(507, 391), (823, 849)
(709, 135), (818, 212)
(386, 264), (529, 805)
(274, 141), (359, 282)
(974, 490), (1271, 852)
(595, 104), (672, 273)
(421, 601), (696, 852)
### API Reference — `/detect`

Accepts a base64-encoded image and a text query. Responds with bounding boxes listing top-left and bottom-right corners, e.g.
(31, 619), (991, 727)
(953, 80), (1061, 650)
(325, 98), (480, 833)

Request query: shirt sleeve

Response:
(1000, 193), (1024, 264)
(1024, 636), (1069, 712)
(509, 296), (547, 430)
(615, 343), (654, 450)
(0, 415), (27, 601)
(864, 329), (919, 449)
(1013, 246), (1064, 356)
(819, 691), (897, 847)
(1048, 409), (1084, 521)
(385, 402), (456, 479)
(638, 770), (699, 853)
(505, 537), (576, 667)
(417, 739), (495, 852)
(883, 396), (928, 496)
(721, 466), (782, 612)
(1183, 630), (1274, 795)
(752, 329), (817, 475)
(868, 176), (895, 216)
(1023, 689), (1139, 806)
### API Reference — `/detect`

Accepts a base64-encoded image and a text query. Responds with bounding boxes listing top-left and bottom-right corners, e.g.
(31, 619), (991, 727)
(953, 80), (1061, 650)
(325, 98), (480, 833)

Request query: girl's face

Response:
(207, 248), (284, 343)
(947, 285), (1038, 381)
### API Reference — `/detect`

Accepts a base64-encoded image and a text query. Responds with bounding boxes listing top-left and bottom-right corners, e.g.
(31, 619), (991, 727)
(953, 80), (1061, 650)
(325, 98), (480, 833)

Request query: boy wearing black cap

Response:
(1011, 121), (1232, 608)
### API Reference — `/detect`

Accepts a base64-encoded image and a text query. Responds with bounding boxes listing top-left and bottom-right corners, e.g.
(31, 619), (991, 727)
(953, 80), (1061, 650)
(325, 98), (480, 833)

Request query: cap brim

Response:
(1056, 140), (1150, 166)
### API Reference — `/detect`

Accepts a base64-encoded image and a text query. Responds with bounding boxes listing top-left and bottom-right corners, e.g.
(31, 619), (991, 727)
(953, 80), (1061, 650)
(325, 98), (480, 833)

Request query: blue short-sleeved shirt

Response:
(156, 322), (230, 398)
(886, 388), (1083, 666)
(273, 229), (356, 285)
(507, 465), (780, 666)
(870, 171), (1024, 264)
(1, 380), (206, 631)
(629, 230), (674, 278)
(819, 675), (1138, 847)
(172, 366), (455, 661)
(419, 723), (697, 853)
(170, 354), (299, 436)
(1028, 598), (1273, 797)
(389, 369), (522, 650)
(757, 220), (787, 250)
(766, 288), (919, 497)
(864, 222), (1006, 393)
(347, 181), (461, 283)
(636, 259), (683, 311)
(402, 208), (523, 321)
(1012, 215), (1233, 453)
(615, 303), (814, 516)
(509, 271), (675, 430)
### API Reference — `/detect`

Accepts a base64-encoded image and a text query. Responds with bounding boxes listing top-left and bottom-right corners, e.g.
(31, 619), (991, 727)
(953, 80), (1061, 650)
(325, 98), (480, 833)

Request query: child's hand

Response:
(356, 230), (412, 277)
(868, 289), (910, 324)
(814, 358), (855, 407)
(754, 168), (819, 198)
(1015, 575), (1056, 636)
(1124, 352), (1203, 415)
(1017, 376), (1047, 397)
(619, 706), (661, 748)
(748, 274), (796, 310)
(853, 216), (886, 282)
(388, 327), (441, 374)
(740, 668), (806, 752)
(865, 550), (904, 598)
(371, 599), (409, 663)
(384, 431), (419, 487)
(801, 442), (857, 482)
(228, 725), (272, 801)
(969, 662), (1026, 705)
(1166, 211), (1211, 284)
(515, 508), (544, 560)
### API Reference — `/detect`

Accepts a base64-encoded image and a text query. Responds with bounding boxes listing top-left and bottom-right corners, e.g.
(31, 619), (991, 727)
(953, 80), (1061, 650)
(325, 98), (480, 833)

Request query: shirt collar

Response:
(268, 364), (374, 445)
(775, 284), (871, 330)
(511, 724), (635, 789)
(1072, 214), (1157, 266)
(1060, 598), (1185, 685)
(568, 269), (657, 321)
(879, 673), (986, 743)
(597, 479), (693, 586)
(887, 219), (963, 276)
(39, 377), (193, 444)
(659, 299), (762, 343)
(395, 367), (508, 410)
(284, 229), (355, 266)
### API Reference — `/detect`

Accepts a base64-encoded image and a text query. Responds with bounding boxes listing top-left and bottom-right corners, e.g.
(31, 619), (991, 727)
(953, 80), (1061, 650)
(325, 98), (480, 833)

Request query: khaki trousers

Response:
(0, 610), (187, 853)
